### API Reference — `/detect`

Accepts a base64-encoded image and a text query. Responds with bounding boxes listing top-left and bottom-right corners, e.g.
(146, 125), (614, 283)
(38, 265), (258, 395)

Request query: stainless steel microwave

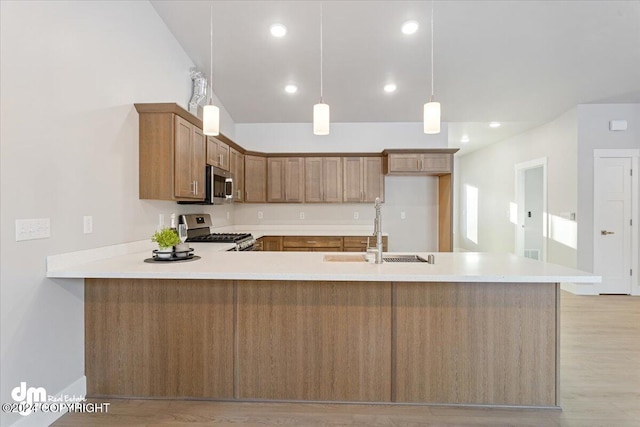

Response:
(178, 165), (233, 205)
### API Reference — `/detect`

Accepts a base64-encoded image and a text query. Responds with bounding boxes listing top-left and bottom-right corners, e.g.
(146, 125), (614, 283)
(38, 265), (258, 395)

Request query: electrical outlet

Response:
(353, 212), (359, 220)
(400, 212), (406, 220)
(83, 216), (93, 234)
(258, 211), (264, 219)
(15, 218), (51, 241)
(299, 212), (305, 220)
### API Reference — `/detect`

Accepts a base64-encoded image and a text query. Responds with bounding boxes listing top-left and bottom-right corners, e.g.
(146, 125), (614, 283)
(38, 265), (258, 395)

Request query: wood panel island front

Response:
(47, 248), (599, 409)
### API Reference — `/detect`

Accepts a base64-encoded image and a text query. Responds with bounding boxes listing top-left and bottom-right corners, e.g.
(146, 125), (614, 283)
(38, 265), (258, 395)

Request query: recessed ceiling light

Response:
(489, 122), (501, 128)
(284, 84), (298, 94)
(401, 20), (419, 35)
(460, 135), (470, 143)
(270, 23), (287, 38)
(383, 83), (397, 93)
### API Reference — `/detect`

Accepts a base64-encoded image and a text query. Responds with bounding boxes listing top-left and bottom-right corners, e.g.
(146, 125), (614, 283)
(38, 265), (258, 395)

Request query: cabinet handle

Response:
(195, 181), (198, 195)
(307, 241), (317, 244)
(237, 190), (241, 199)
(360, 191), (364, 202)
(219, 154), (223, 165)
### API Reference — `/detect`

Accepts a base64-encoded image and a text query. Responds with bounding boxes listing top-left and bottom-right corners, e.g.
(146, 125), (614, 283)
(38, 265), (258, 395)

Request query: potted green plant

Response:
(151, 228), (181, 259)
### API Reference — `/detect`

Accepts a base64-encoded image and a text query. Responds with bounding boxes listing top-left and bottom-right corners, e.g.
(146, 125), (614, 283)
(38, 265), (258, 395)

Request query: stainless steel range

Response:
(180, 214), (256, 251)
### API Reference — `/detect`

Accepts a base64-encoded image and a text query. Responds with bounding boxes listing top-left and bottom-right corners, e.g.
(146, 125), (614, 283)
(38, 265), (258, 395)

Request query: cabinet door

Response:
(206, 137), (219, 167)
(305, 157), (323, 203)
(419, 153), (451, 173)
(174, 116), (202, 199)
(363, 157), (384, 203)
(343, 157), (364, 202)
(285, 158), (305, 202)
(267, 158), (286, 202)
(388, 154), (420, 173)
(323, 157), (343, 202)
(244, 155), (266, 203)
(261, 236), (283, 251)
(192, 127), (206, 199)
(229, 148), (244, 202)
(218, 142), (230, 171)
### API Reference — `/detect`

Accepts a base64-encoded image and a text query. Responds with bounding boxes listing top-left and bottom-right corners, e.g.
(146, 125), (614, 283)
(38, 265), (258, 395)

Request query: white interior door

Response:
(594, 157), (632, 294)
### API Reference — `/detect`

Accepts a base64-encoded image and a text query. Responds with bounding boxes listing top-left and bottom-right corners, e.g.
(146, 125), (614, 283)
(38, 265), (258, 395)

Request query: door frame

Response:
(514, 157), (548, 262)
(593, 149), (639, 296)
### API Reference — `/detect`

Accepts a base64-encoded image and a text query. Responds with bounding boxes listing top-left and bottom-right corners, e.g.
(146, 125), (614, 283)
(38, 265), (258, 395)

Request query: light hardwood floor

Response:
(53, 291), (640, 427)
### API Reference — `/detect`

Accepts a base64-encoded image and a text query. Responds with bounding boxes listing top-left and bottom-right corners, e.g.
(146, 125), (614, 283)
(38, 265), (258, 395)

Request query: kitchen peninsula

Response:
(47, 247), (598, 408)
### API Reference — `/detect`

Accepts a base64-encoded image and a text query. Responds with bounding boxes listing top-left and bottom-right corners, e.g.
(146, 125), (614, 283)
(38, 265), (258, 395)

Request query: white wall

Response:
(576, 104), (640, 274)
(234, 176), (440, 252)
(455, 108), (578, 268)
(235, 122), (448, 153)
(0, 2), (233, 425)
(234, 122), (448, 251)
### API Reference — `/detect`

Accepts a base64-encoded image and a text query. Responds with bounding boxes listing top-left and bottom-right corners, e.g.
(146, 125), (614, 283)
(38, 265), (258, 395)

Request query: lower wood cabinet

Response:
(256, 235), (388, 252)
(282, 236), (343, 251)
(343, 236), (388, 252)
(255, 236), (283, 251)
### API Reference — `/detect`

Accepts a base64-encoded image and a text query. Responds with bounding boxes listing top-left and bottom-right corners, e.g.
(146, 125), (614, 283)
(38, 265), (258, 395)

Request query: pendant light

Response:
(203, 1), (220, 136)
(424, 0), (441, 134)
(313, 2), (330, 135)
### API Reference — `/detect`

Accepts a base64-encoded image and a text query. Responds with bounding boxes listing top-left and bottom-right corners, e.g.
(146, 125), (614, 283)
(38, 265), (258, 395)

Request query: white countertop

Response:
(46, 244), (599, 283)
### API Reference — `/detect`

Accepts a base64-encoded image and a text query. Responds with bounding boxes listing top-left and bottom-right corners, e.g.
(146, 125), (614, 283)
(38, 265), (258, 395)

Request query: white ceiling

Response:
(150, 0), (640, 153)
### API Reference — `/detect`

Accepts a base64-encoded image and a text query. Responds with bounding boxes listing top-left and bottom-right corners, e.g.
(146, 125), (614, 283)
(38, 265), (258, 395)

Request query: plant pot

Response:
(155, 247), (174, 259)
(173, 243), (190, 258)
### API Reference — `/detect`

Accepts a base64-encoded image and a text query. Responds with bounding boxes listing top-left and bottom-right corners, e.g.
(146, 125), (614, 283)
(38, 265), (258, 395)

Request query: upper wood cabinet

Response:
(229, 147), (244, 203)
(305, 157), (342, 203)
(244, 155), (267, 203)
(136, 105), (205, 201)
(383, 149), (457, 175)
(207, 136), (230, 171)
(267, 157), (305, 203)
(343, 156), (385, 203)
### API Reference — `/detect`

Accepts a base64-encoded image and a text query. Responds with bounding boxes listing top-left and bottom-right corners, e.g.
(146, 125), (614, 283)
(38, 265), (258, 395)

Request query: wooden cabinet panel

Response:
(207, 137), (230, 171)
(305, 157), (343, 203)
(137, 106), (207, 201)
(244, 155), (267, 203)
(267, 157), (305, 203)
(342, 157), (384, 203)
(388, 154), (420, 173)
(393, 282), (557, 406)
(283, 236), (343, 249)
(363, 157), (384, 202)
(229, 148), (244, 203)
(256, 236), (283, 251)
(237, 281), (392, 401)
(385, 152), (452, 175)
(85, 278), (235, 398)
(343, 236), (388, 252)
(174, 116), (205, 199)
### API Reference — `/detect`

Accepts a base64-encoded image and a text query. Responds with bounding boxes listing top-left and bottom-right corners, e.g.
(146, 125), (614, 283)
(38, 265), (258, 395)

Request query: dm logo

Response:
(11, 382), (47, 416)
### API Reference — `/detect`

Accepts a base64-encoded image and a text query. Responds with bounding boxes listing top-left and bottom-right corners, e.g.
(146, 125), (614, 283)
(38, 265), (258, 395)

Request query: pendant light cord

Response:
(430, 0), (434, 101)
(320, 2), (324, 103)
(209, 2), (214, 104)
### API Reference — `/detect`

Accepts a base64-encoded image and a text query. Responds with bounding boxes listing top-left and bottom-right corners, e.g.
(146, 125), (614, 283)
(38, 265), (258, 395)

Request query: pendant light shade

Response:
(203, 104), (220, 136)
(424, 0), (441, 135)
(313, 102), (330, 135)
(203, 2), (220, 136)
(423, 98), (440, 134)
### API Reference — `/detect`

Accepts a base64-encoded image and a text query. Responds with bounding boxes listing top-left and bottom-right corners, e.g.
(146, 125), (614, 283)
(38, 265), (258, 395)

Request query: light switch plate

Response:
(257, 211), (264, 219)
(16, 218), (51, 241)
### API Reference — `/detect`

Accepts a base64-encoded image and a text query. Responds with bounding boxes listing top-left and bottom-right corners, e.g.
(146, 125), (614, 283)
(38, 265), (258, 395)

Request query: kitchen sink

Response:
(382, 255), (430, 263)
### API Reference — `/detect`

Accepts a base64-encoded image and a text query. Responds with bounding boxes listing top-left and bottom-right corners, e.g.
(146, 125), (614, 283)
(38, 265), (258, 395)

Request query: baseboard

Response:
(561, 282), (599, 295)
(11, 376), (86, 427)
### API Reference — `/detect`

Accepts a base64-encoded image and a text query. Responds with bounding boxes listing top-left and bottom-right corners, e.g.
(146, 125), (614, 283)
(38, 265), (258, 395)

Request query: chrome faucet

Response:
(373, 197), (383, 264)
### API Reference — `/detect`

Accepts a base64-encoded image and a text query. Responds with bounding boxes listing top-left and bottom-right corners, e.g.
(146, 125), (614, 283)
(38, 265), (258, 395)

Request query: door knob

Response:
(601, 230), (615, 235)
